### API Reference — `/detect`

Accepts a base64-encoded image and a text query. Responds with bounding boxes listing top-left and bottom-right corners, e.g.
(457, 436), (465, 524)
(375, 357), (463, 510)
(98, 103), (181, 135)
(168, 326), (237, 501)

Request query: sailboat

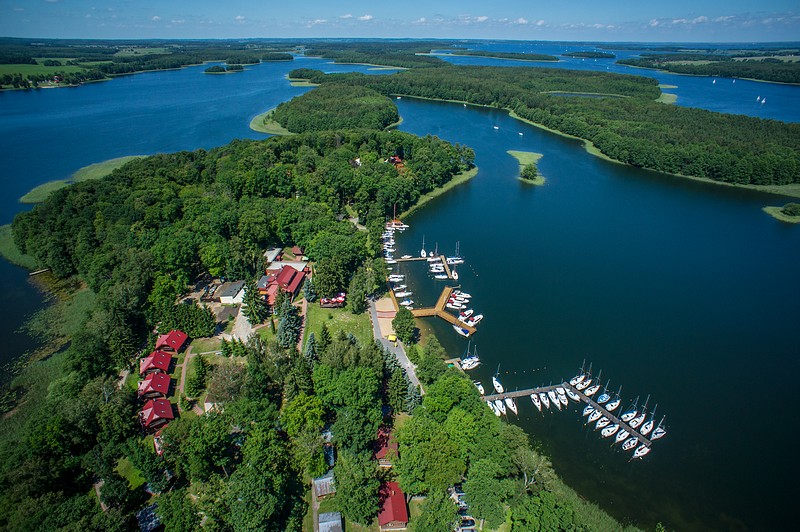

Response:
(494, 399), (506, 415)
(420, 235), (426, 258)
(595, 417), (610, 430)
(504, 396), (518, 415)
(622, 437), (638, 451)
(576, 378), (592, 391)
(473, 381), (485, 395)
(632, 445), (651, 459)
(651, 416), (667, 440)
(488, 401), (500, 416)
(582, 404), (595, 417)
(547, 390), (561, 411)
(531, 393), (542, 412)
(566, 388), (580, 402)
(588, 410), (602, 423)
(640, 405), (657, 437)
(540, 392), (551, 409)
(620, 396), (639, 423)
(615, 428), (630, 444)
(556, 387), (569, 407)
(629, 395), (650, 428)
(492, 368), (504, 394)
(584, 383), (601, 397)
(596, 380), (611, 404)
(605, 387), (622, 412)
(452, 268), (459, 280)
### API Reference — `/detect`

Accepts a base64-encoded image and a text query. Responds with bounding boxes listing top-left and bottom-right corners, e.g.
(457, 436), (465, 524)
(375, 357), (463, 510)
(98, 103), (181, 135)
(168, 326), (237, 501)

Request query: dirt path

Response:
(296, 298), (308, 353)
(232, 310), (253, 341)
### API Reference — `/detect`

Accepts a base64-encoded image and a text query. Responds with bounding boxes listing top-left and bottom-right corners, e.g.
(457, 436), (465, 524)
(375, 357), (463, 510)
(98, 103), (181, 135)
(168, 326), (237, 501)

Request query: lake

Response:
(1, 45), (799, 530)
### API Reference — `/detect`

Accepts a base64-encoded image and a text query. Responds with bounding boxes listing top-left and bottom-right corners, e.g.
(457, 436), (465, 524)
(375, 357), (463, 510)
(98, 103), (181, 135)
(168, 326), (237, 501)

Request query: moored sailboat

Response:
(504, 397), (518, 415)
(540, 392), (551, 410)
(531, 393), (542, 412)
(547, 390), (561, 411)
(632, 445), (651, 460)
(615, 429), (630, 444)
(492, 371), (504, 394)
(601, 424), (619, 438)
(494, 399), (507, 415)
(473, 381), (485, 395)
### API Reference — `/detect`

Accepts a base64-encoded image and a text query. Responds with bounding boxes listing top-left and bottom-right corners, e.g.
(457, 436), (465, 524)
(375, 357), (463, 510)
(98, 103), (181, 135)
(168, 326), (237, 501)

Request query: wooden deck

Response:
(482, 381), (652, 447)
(397, 254), (454, 279)
(404, 286), (477, 336)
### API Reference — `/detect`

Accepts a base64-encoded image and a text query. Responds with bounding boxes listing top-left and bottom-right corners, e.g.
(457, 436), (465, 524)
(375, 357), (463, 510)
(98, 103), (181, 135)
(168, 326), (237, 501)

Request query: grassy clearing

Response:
(657, 93), (678, 104)
(508, 150), (545, 185)
(114, 47), (171, 57)
(249, 109), (293, 135)
(115, 457), (145, 489)
(190, 337), (222, 354)
(0, 63), (86, 77)
(288, 80), (320, 87)
(305, 303), (373, 349)
(763, 206), (800, 223)
(658, 84), (679, 89)
(0, 224), (37, 269)
(398, 166), (479, 219)
(20, 155), (143, 203)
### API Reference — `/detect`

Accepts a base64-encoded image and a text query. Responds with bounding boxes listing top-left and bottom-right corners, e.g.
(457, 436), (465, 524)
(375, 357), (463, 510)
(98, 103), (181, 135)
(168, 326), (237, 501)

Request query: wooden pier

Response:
(482, 381), (652, 447)
(396, 255), (454, 279)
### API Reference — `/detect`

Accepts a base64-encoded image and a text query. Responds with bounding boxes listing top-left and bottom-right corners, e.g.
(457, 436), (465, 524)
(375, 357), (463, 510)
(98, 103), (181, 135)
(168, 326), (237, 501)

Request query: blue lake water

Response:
(1, 44), (799, 530)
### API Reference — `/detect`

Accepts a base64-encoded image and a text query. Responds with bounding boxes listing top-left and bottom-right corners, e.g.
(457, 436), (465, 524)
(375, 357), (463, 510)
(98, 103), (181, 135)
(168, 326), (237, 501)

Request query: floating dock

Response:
(482, 381), (652, 448)
(396, 255), (454, 279)
(410, 286), (477, 336)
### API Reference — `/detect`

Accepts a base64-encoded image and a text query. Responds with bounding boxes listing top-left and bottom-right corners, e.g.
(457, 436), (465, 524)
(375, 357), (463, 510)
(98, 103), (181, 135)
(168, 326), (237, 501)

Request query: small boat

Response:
(632, 445), (651, 460)
(596, 392), (610, 404)
(584, 384), (601, 396)
(460, 356), (480, 370)
(454, 291), (472, 298)
(601, 424), (620, 438)
(620, 397), (639, 422)
(605, 398), (621, 412)
(569, 374), (586, 386)
(556, 388), (568, 407)
(392, 284), (407, 290)
(492, 374), (504, 394)
(395, 291), (412, 297)
(473, 381), (485, 395)
(467, 314), (484, 326)
(615, 429), (630, 444)
(453, 325), (470, 337)
(420, 236), (426, 258)
(566, 388), (580, 402)
(588, 410), (602, 423)
(547, 390), (560, 411)
(459, 309), (474, 319)
(629, 412), (646, 429)
(494, 399), (506, 415)
(434, 274), (448, 279)
(452, 269), (459, 280)
(446, 302), (465, 310)
(399, 299), (414, 306)
(504, 397), (518, 415)
(539, 392), (550, 409)
(386, 259), (397, 264)
(595, 417), (610, 430)
(531, 393), (542, 412)
(582, 404), (595, 417)
(493, 126), (499, 130)
(576, 378), (592, 391)
(650, 416), (667, 441)
(622, 437), (638, 451)
(518, 132), (523, 136)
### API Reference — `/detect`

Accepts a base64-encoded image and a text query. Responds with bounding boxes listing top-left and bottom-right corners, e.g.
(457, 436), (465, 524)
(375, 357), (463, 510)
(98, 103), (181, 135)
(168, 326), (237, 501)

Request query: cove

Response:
(391, 97), (800, 531)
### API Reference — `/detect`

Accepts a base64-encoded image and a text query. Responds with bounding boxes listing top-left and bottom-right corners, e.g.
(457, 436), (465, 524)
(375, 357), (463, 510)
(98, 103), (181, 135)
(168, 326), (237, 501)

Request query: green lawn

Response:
(190, 337), (222, 354)
(305, 303), (373, 349)
(0, 224), (37, 269)
(20, 155), (143, 203)
(249, 109), (293, 135)
(0, 63), (86, 77)
(115, 457), (145, 489)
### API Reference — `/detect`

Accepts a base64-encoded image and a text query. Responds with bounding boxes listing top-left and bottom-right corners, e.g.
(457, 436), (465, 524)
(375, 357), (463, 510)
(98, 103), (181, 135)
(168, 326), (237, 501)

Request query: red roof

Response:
(155, 330), (188, 352)
(374, 427), (397, 461)
(138, 372), (171, 398)
(139, 350), (173, 375)
(275, 266), (296, 286)
(140, 399), (175, 428)
(291, 245), (304, 256)
(378, 482), (408, 526)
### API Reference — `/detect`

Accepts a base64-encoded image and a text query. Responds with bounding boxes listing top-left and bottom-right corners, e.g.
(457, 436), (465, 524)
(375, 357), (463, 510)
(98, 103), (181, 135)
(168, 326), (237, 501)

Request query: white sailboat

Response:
(487, 401), (500, 416)
(547, 390), (561, 411)
(605, 397), (621, 412)
(576, 378), (592, 391)
(494, 399), (507, 415)
(632, 445), (651, 459)
(504, 397), (518, 415)
(584, 384), (601, 396)
(601, 424), (619, 438)
(566, 388), (580, 402)
(420, 235), (426, 258)
(615, 429), (630, 444)
(651, 417), (667, 441)
(473, 381), (485, 395)
(640, 405), (657, 437)
(452, 269), (459, 280)
(556, 388), (569, 407)
(569, 374), (586, 386)
(620, 396), (639, 422)
(531, 393), (542, 412)
(588, 410), (602, 423)
(582, 404), (595, 417)
(492, 372), (504, 394)
(595, 417), (610, 430)
(622, 437), (638, 451)
(540, 392), (551, 409)
(629, 412), (646, 429)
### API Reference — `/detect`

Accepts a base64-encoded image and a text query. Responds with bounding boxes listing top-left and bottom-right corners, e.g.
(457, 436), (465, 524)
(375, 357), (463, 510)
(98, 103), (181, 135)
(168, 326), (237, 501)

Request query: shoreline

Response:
(507, 150), (546, 185)
(249, 109), (293, 135)
(397, 166), (480, 219)
(763, 206), (800, 223)
(422, 52), (561, 64)
(618, 62), (800, 87)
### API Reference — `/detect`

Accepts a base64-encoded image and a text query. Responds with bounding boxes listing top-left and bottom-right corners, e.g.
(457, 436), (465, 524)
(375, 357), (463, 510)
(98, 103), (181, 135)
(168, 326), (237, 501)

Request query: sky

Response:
(1, 0), (799, 42)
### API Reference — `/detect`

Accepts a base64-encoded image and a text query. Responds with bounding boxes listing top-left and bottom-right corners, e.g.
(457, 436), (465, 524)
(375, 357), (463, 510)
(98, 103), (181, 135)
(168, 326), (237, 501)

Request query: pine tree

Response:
(242, 280), (269, 324)
(302, 277), (317, 302)
(319, 322), (331, 352)
(304, 332), (319, 367)
(274, 289), (287, 315)
(406, 381), (421, 413)
(387, 368), (408, 414)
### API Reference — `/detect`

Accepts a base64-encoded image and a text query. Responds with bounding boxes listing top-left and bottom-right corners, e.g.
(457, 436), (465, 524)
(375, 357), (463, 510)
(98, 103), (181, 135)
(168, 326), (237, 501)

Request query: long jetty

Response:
(482, 381), (652, 447)
(409, 286), (477, 336)
(396, 255), (454, 279)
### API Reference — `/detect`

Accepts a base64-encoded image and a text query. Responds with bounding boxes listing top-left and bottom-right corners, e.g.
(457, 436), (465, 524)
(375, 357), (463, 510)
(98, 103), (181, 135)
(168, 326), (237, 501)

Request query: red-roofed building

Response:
(155, 329), (188, 353)
(140, 399), (175, 431)
(138, 372), (172, 399)
(378, 482), (408, 530)
(139, 350), (173, 376)
(374, 427), (398, 468)
(290, 245), (304, 258)
(260, 265), (307, 306)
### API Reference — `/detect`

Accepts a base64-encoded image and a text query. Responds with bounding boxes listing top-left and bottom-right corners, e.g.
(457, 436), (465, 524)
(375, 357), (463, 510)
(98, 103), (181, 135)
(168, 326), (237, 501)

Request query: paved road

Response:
(368, 299), (423, 394)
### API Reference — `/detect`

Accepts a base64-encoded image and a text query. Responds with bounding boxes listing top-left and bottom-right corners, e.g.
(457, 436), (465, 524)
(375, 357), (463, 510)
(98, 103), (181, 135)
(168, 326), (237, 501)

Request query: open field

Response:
(0, 63), (86, 77)
(305, 302), (373, 350)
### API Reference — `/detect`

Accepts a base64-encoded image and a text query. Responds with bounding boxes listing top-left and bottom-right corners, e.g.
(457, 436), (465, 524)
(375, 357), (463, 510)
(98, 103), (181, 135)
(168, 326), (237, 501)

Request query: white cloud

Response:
(235, 15), (246, 22)
(358, 14), (373, 21)
(312, 19), (327, 25)
(535, 19), (546, 26)
(340, 14), (353, 19)
(413, 17), (427, 25)
(649, 19), (660, 27)
(44, 0), (59, 3)
(151, 15), (160, 21)
(476, 16), (488, 23)
(171, 19), (185, 25)
(514, 17), (529, 25)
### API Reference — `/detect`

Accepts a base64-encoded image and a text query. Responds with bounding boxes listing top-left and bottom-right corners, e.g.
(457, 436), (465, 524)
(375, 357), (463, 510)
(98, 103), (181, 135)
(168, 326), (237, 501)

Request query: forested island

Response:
(448, 50), (559, 62)
(0, 38), (294, 89)
(617, 52), (800, 84)
(563, 51), (616, 59)
(204, 64), (243, 74)
(289, 66), (800, 187)
(304, 41), (449, 69)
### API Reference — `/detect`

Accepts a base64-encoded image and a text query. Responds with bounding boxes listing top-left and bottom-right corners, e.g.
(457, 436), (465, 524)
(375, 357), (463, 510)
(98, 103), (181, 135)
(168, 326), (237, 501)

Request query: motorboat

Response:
(401, 255), (412, 259)
(615, 429), (630, 444)
(454, 291), (472, 298)
(399, 299), (414, 306)
(459, 309), (474, 319)
(473, 381), (485, 395)
(595, 417), (610, 430)
(576, 378), (592, 391)
(622, 437), (638, 451)
(446, 303), (465, 310)
(566, 389), (580, 402)
(582, 405), (595, 417)
(453, 325), (470, 337)
(392, 284), (407, 290)
(547, 390), (561, 411)
(531, 393), (542, 412)
(632, 445), (651, 459)
(584, 384), (601, 396)
(467, 314), (483, 326)
(605, 397), (621, 412)
(629, 412), (646, 429)
(388, 274), (404, 280)
(539, 392), (550, 409)
(434, 274), (448, 279)
(395, 291), (412, 297)
(588, 410), (602, 423)
(504, 397), (518, 415)
(492, 375), (504, 394)
(386, 259), (397, 264)
(494, 399), (506, 415)
(602, 424), (620, 438)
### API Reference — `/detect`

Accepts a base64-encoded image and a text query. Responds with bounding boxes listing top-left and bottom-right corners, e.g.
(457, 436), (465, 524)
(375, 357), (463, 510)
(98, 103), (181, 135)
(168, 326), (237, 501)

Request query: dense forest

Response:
(449, 50), (559, 61)
(3, 129), (473, 529)
(618, 53), (800, 84)
(290, 66), (800, 185)
(304, 41), (450, 69)
(271, 84), (400, 132)
(563, 51), (616, 59)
